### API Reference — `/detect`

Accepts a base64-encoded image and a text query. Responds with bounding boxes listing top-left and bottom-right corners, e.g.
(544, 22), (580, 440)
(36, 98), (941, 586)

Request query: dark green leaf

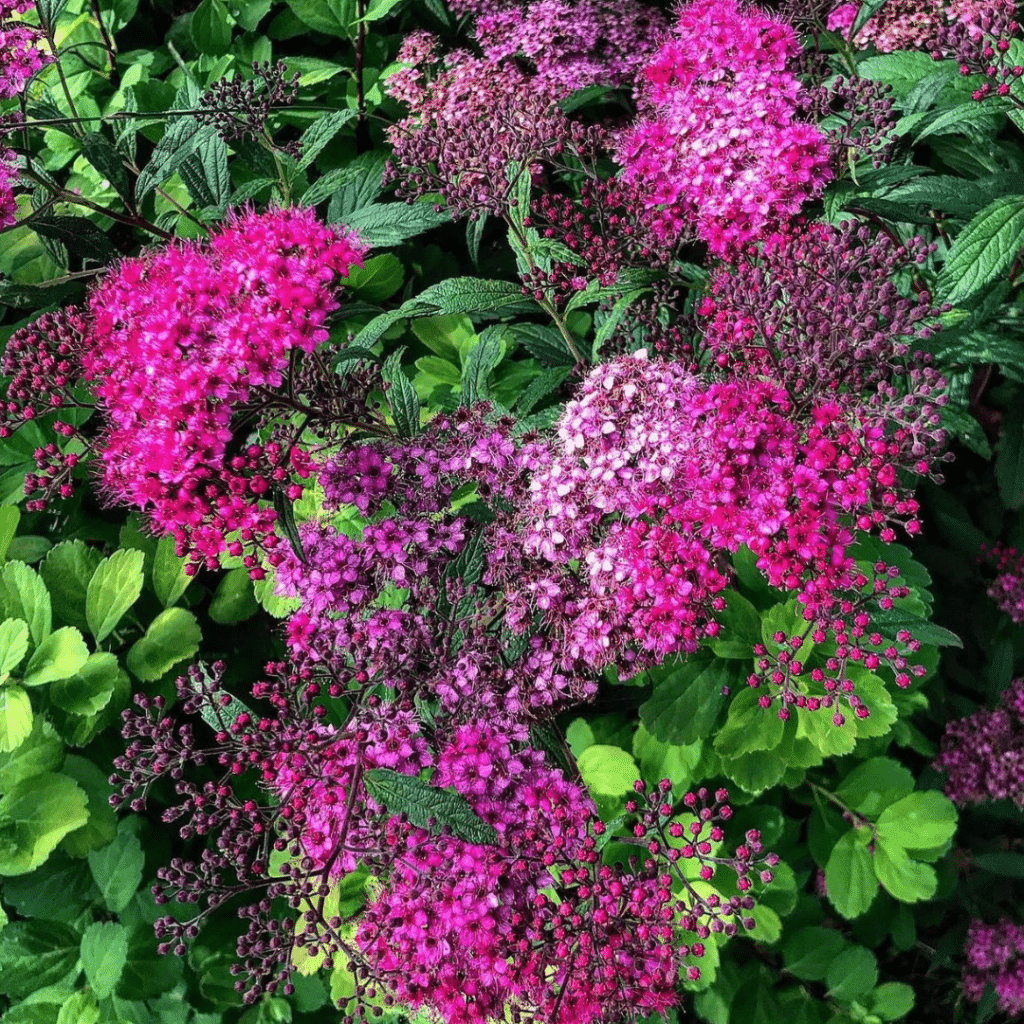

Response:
(363, 768), (500, 846)
(117, 924), (182, 999)
(209, 568), (260, 624)
(834, 757), (915, 818)
(179, 134), (230, 209)
(867, 982), (915, 1021)
(997, 397), (1024, 510)
(31, 216), (117, 264)
(639, 654), (731, 745)
(86, 548), (145, 642)
(191, 0), (233, 54)
(81, 132), (131, 202)
(274, 490), (306, 565)
(344, 201), (451, 246)
(0, 920), (81, 997)
(783, 926), (848, 981)
(296, 110), (357, 171)
(940, 195), (1024, 305)
(0, 715), (61, 790)
(136, 115), (219, 202)
(461, 326), (505, 405)
(870, 607), (962, 647)
(826, 945), (878, 1002)
(971, 851), (1024, 877)
(512, 323), (576, 367)
(714, 688), (785, 757)
(41, 541), (101, 632)
(125, 608), (201, 682)
(381, 349), (421, 438)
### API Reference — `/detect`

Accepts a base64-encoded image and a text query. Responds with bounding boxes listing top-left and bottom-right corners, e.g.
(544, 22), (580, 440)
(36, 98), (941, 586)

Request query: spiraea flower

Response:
(936, 677), (1024, 807)
(0, 0), (52, 100)
(616, 0), (831, 254)
(963, 918), (1024, 1015)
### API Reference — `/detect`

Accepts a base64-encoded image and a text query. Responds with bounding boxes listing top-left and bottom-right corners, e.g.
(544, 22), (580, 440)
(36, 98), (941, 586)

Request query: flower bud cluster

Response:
(617, 0), (832, 255)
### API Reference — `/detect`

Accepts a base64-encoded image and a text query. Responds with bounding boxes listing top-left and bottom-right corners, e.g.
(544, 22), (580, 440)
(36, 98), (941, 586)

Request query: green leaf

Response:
(0, 716), (62, 791)
(971, 851), (1024, 877)
(191, 0), (232, 54)
(873, 841), (937, 903)
(867, 982), (916, 1021)
(783, 926), (849, 981)
(86, 548), (145, 642)
(632, 724), (701, 791)
(81, 131), (131, 202)
(0, 920), (81, 997)
(126, 608), (201, 682)
(81, 921), (129, 999)
(31, 216), (117, 265)
(875, 791), (958, 849)
(412, 314), (475, 361)
(117, 924), (182, 999)
(461, 325), (505, 405)
(209, 568), (260, 624)
(57, 990), (99, 1024)
(59, 755), (117, 857)
(997, 397), (1024, 510)
(49, 651), (118, 716)
(40, 541), (101, 632)
(23, 627), (89, 687)
(826, 946), (879, 1002)
(512, 323), (576, 367)
(344, 201), (451, 247)
(834, 757), (915, 818)
(284, 0), (354, 35)
(296, 110), (357, 171)
(0, 507), (19, 561)
(180, 133), (231, 209)
(825, 829), (877, 919)
(639, 653), (730, 745)
(576, 744), (640, 799)
(0, 772), (88, 876)
(0, 561), (51, 647)
(88, 828), (144, 913)
(381, 350), (422, 438)
(714, 688), (785, 758)
(0, 617), (28, 675)
(0, 685), (32, 754)
(916, 102), (1008, 143)
(151, 536), (191, 608)
(363, 768), (500, 846)
(940, 195), (1024, 305)
(869, 607), (962, 648)
(136, 114), (219, 202)
(347, 254), (403, 304)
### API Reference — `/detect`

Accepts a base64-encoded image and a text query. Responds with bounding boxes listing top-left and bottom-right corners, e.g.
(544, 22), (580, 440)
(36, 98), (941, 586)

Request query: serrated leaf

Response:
(876, 791), (957, 849)
(59, 755), (117, 857)
(0, 772), (88, 876)
(136, 115), (219, 202)
(81, 921), (129, 999)
(825, 828), (877, 919)
(512, 323), (576, 367)
(0, 507), (19, 562)
(940, 195), (1024, 305)
(23, 627), (89, 687)
(191, 0), (232, 55)
(296, 109), (356, 172)
(31, 216), (117, 264)
(0, 686), (32, 754)
(344, 201), (451, 247)
(639, 653), (731, 746)
(86, 548), (144, 642)
(917, 101), (1008, 143)
(461, 325), (505, 405)
(381, 349), (421, 438)
(783, 926), (849, 981)
(81, 132), (131, 202)
(714, 687), (785, 757)
(834, 757), (915, 818)
(0, 561), (51, 647)
(49, 651), (118, 717)
(40, 541), (101, 632)
(826, 946), (878, 1002)
(363, 768), (500, 846)
(0, 618), (28, 675)
(873, 841), (937, 903)
(88, 828), (144, 913)
(0, 716), (61, 791)
(0, 920), (81, 997)
(126, 608), (201, 682)
(151, 535), (191, 608)
(179, 133), (230, 209)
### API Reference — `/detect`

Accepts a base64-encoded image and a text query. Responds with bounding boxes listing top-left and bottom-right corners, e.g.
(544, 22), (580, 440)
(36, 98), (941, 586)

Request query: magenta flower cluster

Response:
(983, 542), (1024, 623)
(616, 0), (832, 255)
(936, 677), (1024, 808)
(0, 0), (50, 100)
(963, 918), (1024, 1016)
(4, 207), (364, 569)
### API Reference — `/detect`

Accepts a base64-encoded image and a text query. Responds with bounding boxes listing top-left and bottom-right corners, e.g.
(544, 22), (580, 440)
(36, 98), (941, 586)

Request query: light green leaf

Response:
(296, 109), (357, 171)
(0, 716), (62, 791)
(826, 946), (878, 1002)
(40, 541), (101, 632)
(0, 772), (88, 876)
(0, 618), (28, 675)
(825, 828), (877, 919)
(873, 841), (937, 903)
(875, 791), (958, 850)
(834, 757), (915, 818)
(714, 688), (785, 758)
(867, 982), (916, 1021)
(81, 921), (129, 999)
(0, 686), (32, 754)
(151, 536), (191, 608)
(125, 608), (201, 682)
(56, 990), (99, 1024)
(86, 549), (145, 642)
(0, 561), (51, 647)
(0, 507), (20, 561)
(49, 651), (118, 717)
(88, 828), (144, 913)
(632, 724), (701, 791)
(576, 745), (640, 798)
(58, 755), (117, 858)
(23, 627), (89, 687)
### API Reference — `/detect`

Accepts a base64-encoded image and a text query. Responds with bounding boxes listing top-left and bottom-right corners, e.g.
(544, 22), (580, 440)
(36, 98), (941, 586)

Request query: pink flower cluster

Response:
(510, 347), (941, 678)
(984, 542), (1024, 623)
(829, 0), (1011, 53)
(936, 678), (1024, 807)
(963, 918), (1024, 1016)
(0, 0), (51, 100)
(75, 207), (363, 571)
(472, 0), (669, 95)
(616, 0), (831, 255)
(0, 142), (16, 229)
